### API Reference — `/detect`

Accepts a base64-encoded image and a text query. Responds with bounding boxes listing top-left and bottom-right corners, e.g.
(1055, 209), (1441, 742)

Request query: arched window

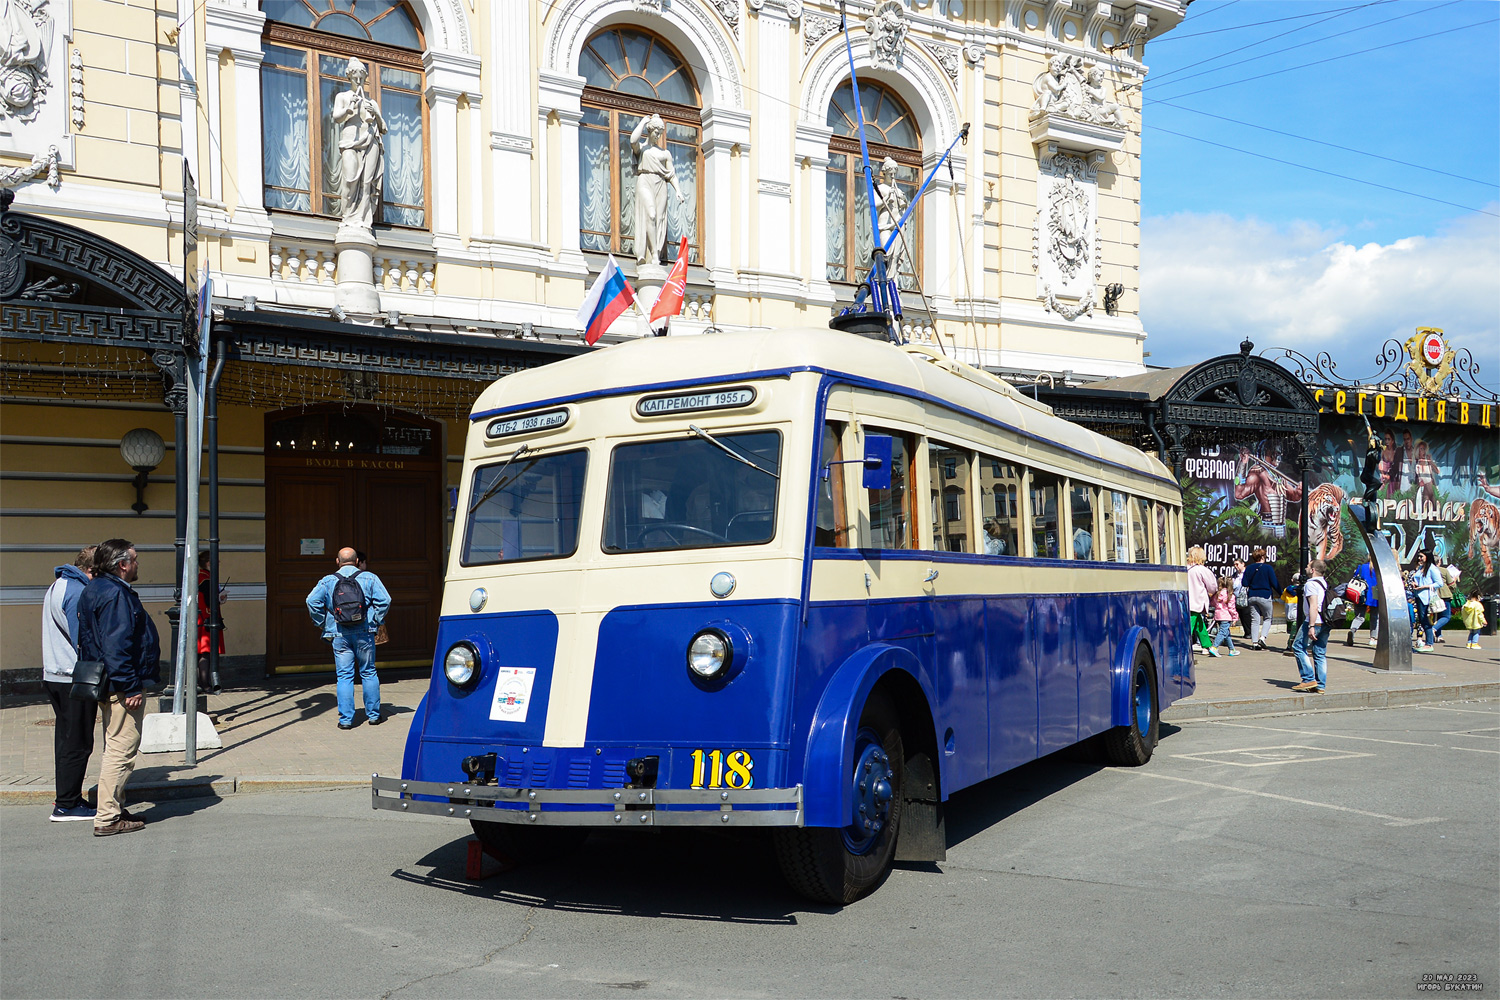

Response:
(578, 28), (702, 265)
(260, 1), (428, 228)
(825, 81), (921, 289)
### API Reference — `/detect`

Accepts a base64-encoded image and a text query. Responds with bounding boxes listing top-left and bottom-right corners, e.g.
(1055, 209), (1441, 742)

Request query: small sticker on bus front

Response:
(489, 666), (537, 723)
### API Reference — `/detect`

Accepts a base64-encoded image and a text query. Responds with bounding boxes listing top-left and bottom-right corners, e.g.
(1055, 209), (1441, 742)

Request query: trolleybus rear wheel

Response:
(469, 820), (588, 866)
(774, 690), (905, 904)
(1103, 647), (1158, 766)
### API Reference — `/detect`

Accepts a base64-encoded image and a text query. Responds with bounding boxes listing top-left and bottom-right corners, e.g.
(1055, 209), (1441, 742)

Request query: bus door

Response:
(862, 430), (936, 687)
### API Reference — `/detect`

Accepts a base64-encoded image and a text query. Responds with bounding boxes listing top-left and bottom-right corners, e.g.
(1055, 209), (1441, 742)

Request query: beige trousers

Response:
(96, 693), (144, 827)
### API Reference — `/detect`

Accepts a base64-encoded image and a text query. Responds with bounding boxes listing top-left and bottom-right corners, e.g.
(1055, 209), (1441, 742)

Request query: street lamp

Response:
(120, 428), (166, 515)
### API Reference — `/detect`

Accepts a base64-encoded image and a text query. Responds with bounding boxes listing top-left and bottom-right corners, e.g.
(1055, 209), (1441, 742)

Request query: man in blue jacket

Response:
(41, 546), (96, 822)
(1344, 559), (1380, 647)
(77, 538), (160, 837)
(306, 547), (391, 730)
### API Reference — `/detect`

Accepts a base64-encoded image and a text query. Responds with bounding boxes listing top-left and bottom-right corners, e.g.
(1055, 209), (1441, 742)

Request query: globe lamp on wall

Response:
(120, 428), (166, 515)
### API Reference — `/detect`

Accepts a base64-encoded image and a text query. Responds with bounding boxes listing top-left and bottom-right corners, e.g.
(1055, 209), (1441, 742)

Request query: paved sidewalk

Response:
(1, 636), (1495, 805)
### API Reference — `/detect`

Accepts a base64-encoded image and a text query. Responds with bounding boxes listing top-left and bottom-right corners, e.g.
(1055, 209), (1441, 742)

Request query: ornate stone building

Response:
(1, 0), (1185, 683)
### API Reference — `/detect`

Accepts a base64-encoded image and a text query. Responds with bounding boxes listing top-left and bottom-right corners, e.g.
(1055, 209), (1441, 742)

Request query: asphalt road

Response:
(2, 702), (1495, 1000)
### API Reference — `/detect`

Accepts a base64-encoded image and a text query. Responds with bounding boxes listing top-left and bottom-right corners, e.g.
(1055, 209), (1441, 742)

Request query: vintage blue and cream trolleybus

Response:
(372, 327), (1192, 903)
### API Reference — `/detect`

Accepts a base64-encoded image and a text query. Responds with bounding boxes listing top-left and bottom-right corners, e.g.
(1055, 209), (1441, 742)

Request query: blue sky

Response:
(1137, 0), (1500, 388)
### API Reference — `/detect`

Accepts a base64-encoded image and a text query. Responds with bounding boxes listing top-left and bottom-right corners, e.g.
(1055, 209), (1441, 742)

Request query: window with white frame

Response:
(825, 81), (921, 290)
(260, 1), (427, 228)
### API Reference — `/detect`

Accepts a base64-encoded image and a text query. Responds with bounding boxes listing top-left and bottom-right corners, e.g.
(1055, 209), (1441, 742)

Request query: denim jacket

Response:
(306, 567), (391, 640)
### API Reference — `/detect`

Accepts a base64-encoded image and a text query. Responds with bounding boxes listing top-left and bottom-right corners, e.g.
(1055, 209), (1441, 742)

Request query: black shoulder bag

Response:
(69, 659), (108, 703)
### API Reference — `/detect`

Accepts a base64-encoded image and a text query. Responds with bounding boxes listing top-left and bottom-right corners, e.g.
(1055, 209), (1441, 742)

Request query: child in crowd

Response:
(1460, 595), (1487, 650)
(1211, 574), (1240, 657)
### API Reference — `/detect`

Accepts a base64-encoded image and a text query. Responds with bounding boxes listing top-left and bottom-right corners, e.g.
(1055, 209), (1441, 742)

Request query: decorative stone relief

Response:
(963, 43), (985, 68)
(1031, 152), (1101, 322)
(1, 0), (51, 124)
(920, 40), (961, 87)
(802, 12), (837, 55)
(0, 142), (57, 189)
(712, 0), (740, 38)
(634, 0), (661, 11)
(1030, 53), (1128, 127)
(864, 0), (908, 70)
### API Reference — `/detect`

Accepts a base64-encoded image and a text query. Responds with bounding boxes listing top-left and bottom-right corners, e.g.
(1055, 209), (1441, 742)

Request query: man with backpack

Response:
(1291, 559), (1336, 693)
(306, 547), (391, 730)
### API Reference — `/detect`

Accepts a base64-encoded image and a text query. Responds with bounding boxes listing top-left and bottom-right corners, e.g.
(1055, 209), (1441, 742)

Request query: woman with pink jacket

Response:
(1186, 546), (1218, 655)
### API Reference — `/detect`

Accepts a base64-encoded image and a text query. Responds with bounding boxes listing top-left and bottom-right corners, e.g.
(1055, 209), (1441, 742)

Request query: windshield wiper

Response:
(688, 425), (780, 479)
(467, 444), (534, 514)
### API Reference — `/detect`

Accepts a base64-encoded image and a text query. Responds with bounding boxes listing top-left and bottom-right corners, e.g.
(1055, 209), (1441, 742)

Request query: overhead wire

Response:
(1147, 0), (1416, 89)
(1148, 13), (1497, 102)
(1150, 101), (1498, 188)
(1149, 3), (1384, 44)
(1147, 126), (1500, 218)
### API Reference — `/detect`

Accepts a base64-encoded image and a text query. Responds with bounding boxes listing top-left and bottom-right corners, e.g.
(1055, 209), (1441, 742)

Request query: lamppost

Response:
(119, 428), (166, 515)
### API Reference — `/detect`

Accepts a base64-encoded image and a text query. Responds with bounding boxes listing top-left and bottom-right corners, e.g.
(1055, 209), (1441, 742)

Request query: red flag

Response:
(648, 237), (691, 333)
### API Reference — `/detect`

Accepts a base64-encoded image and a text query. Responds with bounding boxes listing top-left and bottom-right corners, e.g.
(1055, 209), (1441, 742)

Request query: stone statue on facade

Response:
(1031, 54), (1128, 128)
(873, 155), (909, 276)
(628, 113), (681, 268)
(1, 0), (51, 124)
(332, 58), (386, 236)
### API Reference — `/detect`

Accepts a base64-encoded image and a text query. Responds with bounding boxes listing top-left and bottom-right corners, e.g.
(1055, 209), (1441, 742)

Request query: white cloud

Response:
(1139, 210), (1500, 387)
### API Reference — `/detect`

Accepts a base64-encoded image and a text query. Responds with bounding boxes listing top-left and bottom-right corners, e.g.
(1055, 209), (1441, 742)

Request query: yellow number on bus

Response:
(689, 748), (754, 789)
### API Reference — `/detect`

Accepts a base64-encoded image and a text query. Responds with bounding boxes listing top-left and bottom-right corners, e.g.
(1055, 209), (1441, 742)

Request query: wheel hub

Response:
(1134, 668), (1151, 734)
(844, 731), (893, 854)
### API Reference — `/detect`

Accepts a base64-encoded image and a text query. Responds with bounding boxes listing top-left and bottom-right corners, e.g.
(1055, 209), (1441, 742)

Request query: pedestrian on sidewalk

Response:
(1186, 547), (1216, 656)
(1345, 559), (1379, 647)
(77, 539), (160, 837)
(196, 552), (227, 695)
(1232, 558), (1250, 637)
(1210, 574), (1240, 657)
(1291, 560), (1332, 693)
(1459, 594), (1487, 649)
(1241, 548), (1280, 650)
(1431, 557), (1457, 643)
(1282, 575), (1301, 653)
(1409, 550), (1443, 651)
(306, 547), (390, 730)
(40, 546), (97, 823)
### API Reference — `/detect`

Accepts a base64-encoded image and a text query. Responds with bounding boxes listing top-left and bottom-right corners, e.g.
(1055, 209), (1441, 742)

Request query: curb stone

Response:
(0, 774), (371, 805)
(1163, 683), (1499, 722)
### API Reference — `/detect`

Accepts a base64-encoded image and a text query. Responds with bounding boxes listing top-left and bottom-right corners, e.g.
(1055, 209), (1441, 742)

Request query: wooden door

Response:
(264, 406), (445, 674)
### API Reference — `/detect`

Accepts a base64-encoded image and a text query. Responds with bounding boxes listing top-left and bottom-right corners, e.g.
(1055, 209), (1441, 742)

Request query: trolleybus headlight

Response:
(686, 629), (732, 681)
(444, 642), (479, 687)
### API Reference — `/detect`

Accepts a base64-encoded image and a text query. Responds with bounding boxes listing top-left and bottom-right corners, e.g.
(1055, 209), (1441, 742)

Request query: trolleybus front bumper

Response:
(371, 774), (804, 827)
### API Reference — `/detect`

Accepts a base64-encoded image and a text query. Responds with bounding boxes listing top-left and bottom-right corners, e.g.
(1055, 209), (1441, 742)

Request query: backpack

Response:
(330, 571), (368, 625)
(1317, 577), (1346, 620)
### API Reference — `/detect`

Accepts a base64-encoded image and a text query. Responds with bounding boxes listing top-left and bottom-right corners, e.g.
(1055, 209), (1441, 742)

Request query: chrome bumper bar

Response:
(370, 774), (804, 827)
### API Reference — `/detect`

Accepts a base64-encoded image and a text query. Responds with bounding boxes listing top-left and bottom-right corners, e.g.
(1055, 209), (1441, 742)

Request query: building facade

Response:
(0, 0), (1186, 685)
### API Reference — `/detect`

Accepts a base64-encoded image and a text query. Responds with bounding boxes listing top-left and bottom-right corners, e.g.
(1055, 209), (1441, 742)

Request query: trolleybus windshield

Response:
(461, 449), (587, 565)
(603, 430), (781, 552)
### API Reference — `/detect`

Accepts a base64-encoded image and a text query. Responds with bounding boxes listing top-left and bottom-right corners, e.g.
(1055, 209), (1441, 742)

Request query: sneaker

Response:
(49, 804), (96, 823)
(1290, 681), (1315, 692)
(93, 819), (145, 837)
(1310, 687), (1325, 694)
(338, 721), (354, 731)
(367, 714), (384, 726)
(1368, 638), (1379, 647)
(1227, 650), (1240, 657)
(1208, 647), (1220, 657)
(1344, 633), (1355, 647)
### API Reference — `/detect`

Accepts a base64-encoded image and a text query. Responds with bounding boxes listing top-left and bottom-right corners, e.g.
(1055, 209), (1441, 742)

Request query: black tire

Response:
(469, 819), (588, 866)
(1103, 647), (1158, 766)
(774, 690), (905, 904)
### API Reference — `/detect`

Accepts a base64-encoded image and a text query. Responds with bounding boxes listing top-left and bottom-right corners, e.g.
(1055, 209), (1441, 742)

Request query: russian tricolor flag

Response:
(576, 255), (636, 346)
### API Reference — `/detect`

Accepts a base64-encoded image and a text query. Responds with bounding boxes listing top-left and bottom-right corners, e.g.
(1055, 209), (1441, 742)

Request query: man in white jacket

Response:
(40, 546), (96, 822)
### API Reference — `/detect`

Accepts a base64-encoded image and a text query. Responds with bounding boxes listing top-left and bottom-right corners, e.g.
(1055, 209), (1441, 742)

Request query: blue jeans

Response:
(1293, 621), (1333, 690)
(1212, 620), (1236, 651)
(332, 630), (380, 725)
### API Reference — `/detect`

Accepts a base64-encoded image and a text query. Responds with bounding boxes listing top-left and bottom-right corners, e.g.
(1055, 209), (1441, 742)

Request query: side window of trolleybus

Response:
(603, 430), (782, 552)
(927, 441), (972, 553)
(978, 456), (1021, 557)
(1131, 496), (1152, 563)
(1156, 503), (1170, 563)
(816, 422), (853, 547)
(866, 431), (915, 549)
(1069, 483), (1095, 560)
(1100, 489), (1131, 563)
(1029, 469), (1061, 558)
(462, 449), (588, 565)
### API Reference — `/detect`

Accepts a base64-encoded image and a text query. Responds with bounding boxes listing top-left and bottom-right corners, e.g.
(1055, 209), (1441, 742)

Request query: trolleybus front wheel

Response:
(1103, 647), (1158, 766)
(774, 691), (905, 904)
(469, 819), (589, 867)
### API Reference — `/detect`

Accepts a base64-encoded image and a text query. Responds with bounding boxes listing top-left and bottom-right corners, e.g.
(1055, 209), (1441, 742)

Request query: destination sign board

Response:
(637, 386), (756, 417)
(486, 408), (569, 439)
